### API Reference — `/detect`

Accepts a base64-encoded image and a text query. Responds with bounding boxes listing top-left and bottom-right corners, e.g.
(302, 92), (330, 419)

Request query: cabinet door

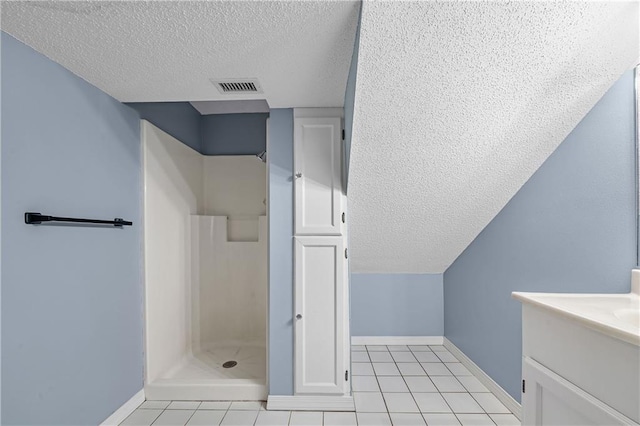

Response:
(294, 117), (343, 235)
(522, 357), (636, 426)
(294, 236), (347, 395)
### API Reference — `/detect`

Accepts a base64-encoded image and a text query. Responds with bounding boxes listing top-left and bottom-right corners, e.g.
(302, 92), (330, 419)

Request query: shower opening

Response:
(142, 120), (267, 400)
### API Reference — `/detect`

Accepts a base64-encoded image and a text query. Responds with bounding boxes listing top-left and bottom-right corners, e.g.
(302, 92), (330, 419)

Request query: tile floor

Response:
(120, 345), (520, 426)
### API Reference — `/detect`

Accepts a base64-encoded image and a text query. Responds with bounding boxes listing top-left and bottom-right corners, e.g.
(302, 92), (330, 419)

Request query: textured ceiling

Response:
(1, 0), (359, 107)
(349, 1), (639, 273)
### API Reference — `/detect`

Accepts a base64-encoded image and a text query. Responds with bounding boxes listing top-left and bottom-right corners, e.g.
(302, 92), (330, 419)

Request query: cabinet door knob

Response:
(296, 314), (303, 320)
(295, 172), (302, 178)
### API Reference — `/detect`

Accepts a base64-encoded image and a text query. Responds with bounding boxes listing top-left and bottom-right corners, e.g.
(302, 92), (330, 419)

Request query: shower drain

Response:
(222, 360), (237, 368)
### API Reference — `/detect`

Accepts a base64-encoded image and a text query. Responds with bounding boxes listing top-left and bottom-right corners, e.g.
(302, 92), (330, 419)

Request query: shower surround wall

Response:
(143, 120), (267, 400)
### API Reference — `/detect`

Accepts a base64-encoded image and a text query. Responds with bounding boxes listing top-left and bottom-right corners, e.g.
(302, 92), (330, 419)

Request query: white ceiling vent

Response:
(211, 78), (263, 94)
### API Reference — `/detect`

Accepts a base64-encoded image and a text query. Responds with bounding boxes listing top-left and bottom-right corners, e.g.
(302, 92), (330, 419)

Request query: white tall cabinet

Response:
(294, 117), (343, 235)
(293, 112), (351, 404)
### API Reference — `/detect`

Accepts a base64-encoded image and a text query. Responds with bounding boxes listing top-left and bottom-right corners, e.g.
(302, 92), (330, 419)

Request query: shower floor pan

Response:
(145, 342), (266, 401)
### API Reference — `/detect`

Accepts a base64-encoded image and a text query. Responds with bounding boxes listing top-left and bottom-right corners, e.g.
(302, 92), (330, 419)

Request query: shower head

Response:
(256, 150), (267, 163)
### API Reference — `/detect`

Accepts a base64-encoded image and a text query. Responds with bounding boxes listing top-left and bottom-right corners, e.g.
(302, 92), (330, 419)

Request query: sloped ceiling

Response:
(348, 1), (639, 273)
(0, 1), (359, 107)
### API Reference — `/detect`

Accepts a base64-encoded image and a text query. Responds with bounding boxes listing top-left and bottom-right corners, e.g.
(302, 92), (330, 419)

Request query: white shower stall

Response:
(142, 120), (267, 400)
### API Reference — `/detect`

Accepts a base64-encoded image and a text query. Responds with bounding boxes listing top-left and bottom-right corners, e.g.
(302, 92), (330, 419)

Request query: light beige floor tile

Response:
(228, 401), (262, 411)
(441, 393), (483, 414)
(354, 392), (387, 412)
(288, 411), (322, 426)
(404, 376), (438, 393)
(435, 352), (459, 363)
(186, 410), (225, 426)
(352, 362), (375, 376)
(377, 376), (409, 392)
(167, 401), (201, 410)
(471, 393), (510, 413)
(390, 351), (417, 362)
(445, 363), (472, 376)
(220, 410), (259, 425)
(356, 412), (392, 425)
(421, 363), (452, 376)
(139, 401), (171, 410)
(389, 413), (427, 425)
(387, 345), (410, 352)
(351, 351), (371, 362)
(422, 413), (461, 425)
(456, 414), (495, 426)
(198, 401), (231, 410)
(397, 363), (427, 376)
(383, 392), (420, 413)
(152, 409), (195, 425)
(121, 409), (163, 426)
(412, 393), (452, 413)
(254, 410), (290, 425)
(322, 412), (356, 426)
(413, 352), (440, 363)
(352, 375), (380, 392)
(369, 351), (394, 362)
(431, 376), (466, 392)
(489, 414), (520, 426)
(457, 376), (489, 393)
(372, 362), (401, 376)
(366, 345), (389, 352)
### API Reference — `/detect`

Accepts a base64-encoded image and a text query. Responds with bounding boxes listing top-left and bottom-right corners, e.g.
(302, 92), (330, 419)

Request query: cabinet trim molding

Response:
(444, 337), (521, 419)
(266, 395), (355, 411)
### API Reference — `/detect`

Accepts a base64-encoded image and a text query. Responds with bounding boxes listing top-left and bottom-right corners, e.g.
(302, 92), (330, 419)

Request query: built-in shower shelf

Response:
(226, 215), (262, 242)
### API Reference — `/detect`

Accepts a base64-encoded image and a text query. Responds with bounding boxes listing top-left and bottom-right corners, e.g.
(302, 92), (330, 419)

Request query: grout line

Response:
(183, 406), (198, 426)
(218, 408), (230, 426)
(149, 406), (165, 426)
(399, 346), (425, 421)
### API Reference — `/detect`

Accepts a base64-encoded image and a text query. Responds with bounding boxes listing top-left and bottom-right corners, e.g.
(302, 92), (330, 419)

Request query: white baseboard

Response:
(443, 338), (521, 420)
(351, 336), (443, 346)
(100, 389), (145, 425)
(267, 395), (355, 411)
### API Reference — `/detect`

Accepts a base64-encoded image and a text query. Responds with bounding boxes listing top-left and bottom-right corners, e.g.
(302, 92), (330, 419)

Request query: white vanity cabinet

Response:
(520, 303), (639, 426)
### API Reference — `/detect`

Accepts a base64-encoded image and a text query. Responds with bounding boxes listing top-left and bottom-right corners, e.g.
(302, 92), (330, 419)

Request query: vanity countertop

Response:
(512, 270), (640, 346)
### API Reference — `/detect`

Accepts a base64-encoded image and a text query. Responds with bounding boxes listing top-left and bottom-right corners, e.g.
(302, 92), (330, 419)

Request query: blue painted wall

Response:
(201, 113), (268, 156)
(1, 33), (143, 424)
(127, 102), (202, 152)
(267, 109), (294, 395)
(351, 274), (443, 336)
(444, 70), (637, 402)
(343, 3), (362, 188)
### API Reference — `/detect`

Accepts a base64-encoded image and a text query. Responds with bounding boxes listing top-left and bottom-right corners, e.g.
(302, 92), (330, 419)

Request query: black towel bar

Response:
(24, 212), (132, 227)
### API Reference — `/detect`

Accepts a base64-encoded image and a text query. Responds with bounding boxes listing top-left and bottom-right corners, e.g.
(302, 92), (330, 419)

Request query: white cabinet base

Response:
(522, 357), (636, 426)
(520, 304), (640, 425)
